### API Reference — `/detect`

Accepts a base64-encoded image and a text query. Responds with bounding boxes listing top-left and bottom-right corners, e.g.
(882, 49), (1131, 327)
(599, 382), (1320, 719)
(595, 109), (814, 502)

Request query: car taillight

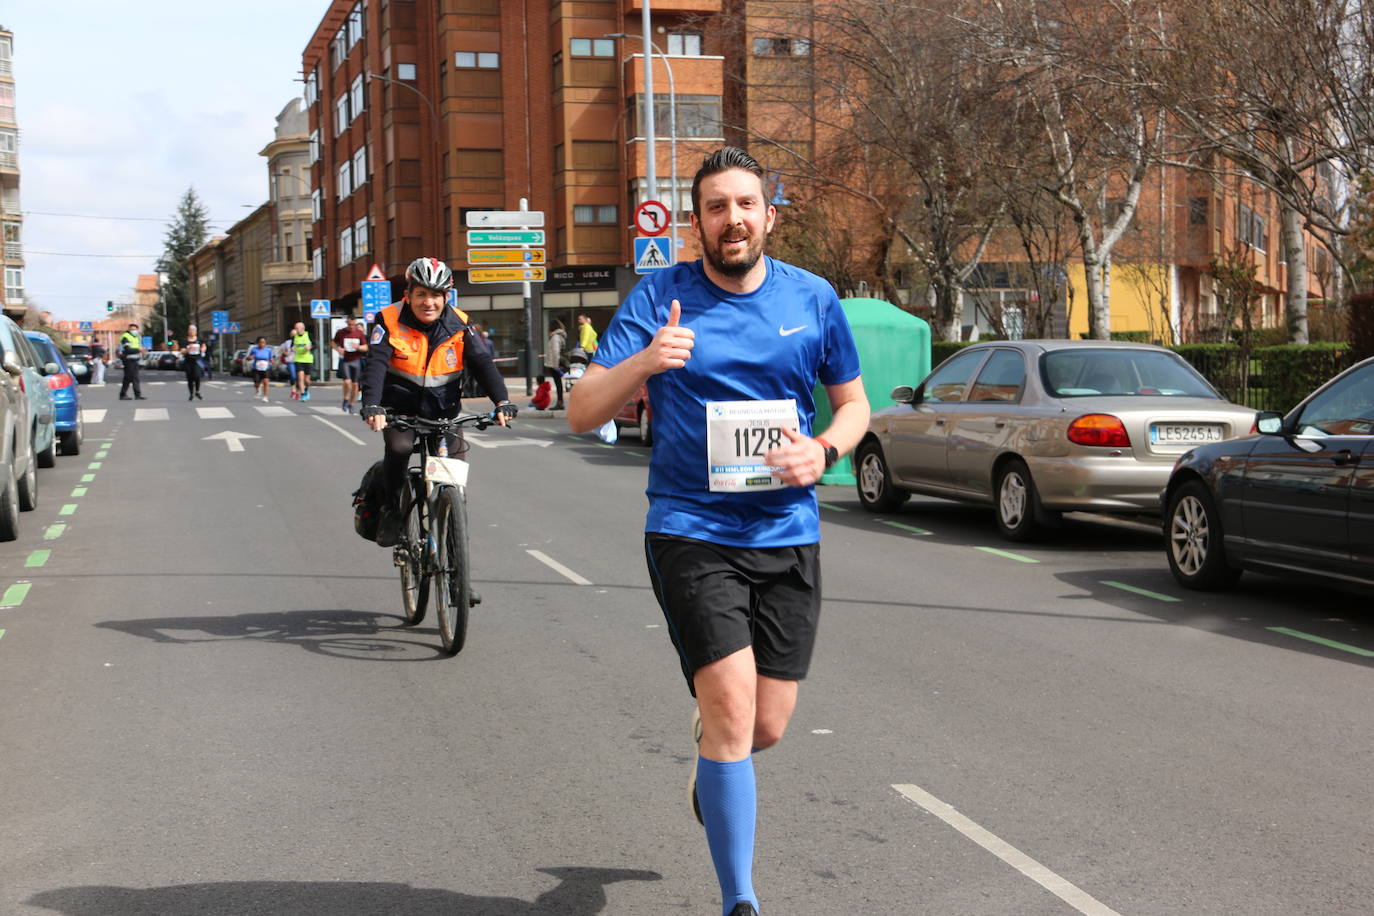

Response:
(47, 373), (74, 390)
(1067, 413), (1131, 447)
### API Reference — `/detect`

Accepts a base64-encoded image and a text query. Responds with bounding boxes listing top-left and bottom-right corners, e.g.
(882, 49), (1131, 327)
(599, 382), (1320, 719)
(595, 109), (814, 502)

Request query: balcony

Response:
(263, 260), (312, 284)
(0, 152), (16, 172)
(3, 242), (20, 262)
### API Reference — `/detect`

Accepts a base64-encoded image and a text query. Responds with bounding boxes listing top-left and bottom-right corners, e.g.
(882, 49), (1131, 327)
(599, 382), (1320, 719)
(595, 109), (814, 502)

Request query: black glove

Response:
(360, 405), (385, 420)
(495, 402), (518, 421)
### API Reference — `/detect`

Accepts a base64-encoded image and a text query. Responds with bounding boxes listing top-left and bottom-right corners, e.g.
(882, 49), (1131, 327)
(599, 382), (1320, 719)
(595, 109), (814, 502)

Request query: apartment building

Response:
(0, 27), (24, 322)
(302, 0), (727, 356)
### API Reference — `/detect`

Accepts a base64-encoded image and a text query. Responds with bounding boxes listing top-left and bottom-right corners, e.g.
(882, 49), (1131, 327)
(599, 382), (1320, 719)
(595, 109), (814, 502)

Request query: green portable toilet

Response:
(813, 298), (931, 485)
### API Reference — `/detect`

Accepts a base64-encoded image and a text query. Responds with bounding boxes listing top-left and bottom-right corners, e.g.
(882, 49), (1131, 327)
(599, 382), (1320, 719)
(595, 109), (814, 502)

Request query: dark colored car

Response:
(1162, 355), (1374, 591)
(229, 348), (248, 375)
(157, 351), (181, 371)
(66, 343), (94, 383)
(25, 332), (83, 456)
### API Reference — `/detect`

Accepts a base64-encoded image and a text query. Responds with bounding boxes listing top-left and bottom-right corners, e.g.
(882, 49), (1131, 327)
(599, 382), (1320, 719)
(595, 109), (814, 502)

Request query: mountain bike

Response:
(386, 411), (503, 655)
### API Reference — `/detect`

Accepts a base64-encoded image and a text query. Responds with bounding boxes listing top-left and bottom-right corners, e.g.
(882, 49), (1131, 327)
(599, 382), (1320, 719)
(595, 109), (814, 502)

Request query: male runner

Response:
(332, 316), (369, 413)
(567, 147), (870, 916)
(360, 257), (516, 547)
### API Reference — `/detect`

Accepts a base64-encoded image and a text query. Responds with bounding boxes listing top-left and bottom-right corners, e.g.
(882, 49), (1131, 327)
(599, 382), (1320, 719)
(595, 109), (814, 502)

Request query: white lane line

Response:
(81, 409), (108, 424)
(255, 405), (294, 417)
(309, 404), (345, 415)
(195, 406), (233, 419)
(892, 784), (1121, 916)
(526, 549), (592, 586)
(133, 408), (169, 422)
(314, 415), (365, 445)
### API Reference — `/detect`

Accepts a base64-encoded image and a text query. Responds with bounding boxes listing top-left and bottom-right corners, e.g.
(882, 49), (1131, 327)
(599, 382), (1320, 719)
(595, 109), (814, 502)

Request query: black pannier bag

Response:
(352, 460), (385, 541)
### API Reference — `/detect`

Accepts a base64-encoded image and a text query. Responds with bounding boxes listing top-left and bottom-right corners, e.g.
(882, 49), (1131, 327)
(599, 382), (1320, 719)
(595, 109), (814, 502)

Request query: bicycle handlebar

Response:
(382, 410), (502, 433)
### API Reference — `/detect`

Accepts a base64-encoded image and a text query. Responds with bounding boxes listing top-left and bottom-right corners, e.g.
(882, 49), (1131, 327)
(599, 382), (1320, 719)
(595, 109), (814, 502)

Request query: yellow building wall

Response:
(1066, 262), (1172, 340)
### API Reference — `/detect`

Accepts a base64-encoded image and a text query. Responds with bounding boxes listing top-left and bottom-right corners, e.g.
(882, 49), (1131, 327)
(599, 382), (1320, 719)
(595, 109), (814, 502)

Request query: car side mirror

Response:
(42, 362), (60, 376)
(1255, 411), (1284, 435)
(2, 351), (21, 377)
(890, 385), (916, 404)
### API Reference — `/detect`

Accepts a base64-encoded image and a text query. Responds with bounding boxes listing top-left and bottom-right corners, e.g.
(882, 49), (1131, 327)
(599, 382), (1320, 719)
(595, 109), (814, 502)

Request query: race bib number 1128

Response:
(706, 399), (799, 492)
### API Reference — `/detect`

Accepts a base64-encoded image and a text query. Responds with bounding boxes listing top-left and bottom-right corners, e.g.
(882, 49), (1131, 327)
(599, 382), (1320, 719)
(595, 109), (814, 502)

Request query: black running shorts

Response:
(338, 360), (363, 382)
(645, 533), (821, 695)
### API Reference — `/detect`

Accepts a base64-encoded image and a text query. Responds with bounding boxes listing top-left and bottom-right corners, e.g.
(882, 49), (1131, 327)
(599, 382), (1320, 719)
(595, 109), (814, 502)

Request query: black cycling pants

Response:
(380, 426), (466, 508)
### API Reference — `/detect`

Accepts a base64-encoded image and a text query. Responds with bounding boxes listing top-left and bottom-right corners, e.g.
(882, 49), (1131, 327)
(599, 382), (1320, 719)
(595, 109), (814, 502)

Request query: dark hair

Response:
(549, 318), (565, 332)
(691, 146), (768, 218)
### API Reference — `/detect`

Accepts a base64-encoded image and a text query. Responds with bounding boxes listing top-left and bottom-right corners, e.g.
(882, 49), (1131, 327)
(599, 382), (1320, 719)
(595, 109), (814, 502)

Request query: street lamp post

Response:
(608, 33), (678, 259)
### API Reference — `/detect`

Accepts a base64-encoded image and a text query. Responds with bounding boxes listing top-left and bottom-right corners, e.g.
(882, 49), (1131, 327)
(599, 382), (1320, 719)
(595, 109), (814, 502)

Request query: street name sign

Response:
(467, 229), (545, 246)
(465, 210), (545, 229)
(633, 236), (674, 274)
(468, 248), (546, 265)
(310, 299), (332, 319)
(634, 200), (670, 236)
(467, 267), (546, 284)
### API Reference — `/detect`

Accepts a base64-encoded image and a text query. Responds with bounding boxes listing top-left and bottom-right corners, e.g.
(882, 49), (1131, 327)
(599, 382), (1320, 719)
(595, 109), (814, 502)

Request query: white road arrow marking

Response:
(202, 430), (261, 452)
(465, 435), (553, 449)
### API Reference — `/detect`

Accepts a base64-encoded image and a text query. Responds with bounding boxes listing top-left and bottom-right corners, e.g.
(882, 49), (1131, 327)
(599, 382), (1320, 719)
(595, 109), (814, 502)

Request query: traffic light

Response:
(106, 301), (114, 313)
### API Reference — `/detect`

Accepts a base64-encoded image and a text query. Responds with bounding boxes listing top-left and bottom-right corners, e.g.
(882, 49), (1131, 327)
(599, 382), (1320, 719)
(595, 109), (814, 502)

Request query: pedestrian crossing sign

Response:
(633, 236), (673, 274)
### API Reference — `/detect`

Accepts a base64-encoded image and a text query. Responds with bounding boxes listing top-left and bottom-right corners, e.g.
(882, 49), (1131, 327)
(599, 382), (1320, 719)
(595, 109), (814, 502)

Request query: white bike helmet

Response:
(404, 257), (454, 292)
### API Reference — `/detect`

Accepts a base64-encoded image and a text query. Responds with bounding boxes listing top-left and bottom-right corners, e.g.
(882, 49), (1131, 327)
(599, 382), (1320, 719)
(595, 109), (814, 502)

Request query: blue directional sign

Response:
(141, 336), (153, 351)
(310, 299), (332, 319)
(633, 236), (673, 274)
(360, 282), (390, 323)
(78, 320), (93, 332)
(211, 310), (230, 332)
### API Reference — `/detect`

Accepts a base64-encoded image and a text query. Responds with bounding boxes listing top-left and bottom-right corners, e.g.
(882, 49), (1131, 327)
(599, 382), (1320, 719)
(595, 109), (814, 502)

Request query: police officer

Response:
(360, 257), (516, 547)
(118, 323), (146, 400)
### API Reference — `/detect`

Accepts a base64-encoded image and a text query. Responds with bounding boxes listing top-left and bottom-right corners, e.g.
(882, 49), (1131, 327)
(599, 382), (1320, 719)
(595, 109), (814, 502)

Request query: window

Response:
(337, 161), (352, 200)
(311, 189), (322, 222)
(0, 129), (16, 153)
(339, 227), (354, 265)
(354, 217), (370, 256)
(922, 349), (986, 403)
(330, 27), (348, 69)
(334, 93), (349, 135)
(969, 350), (1026, 402)
(454, 148), (503, 178)
(667, 32), (702, 56)
(456, 51), (501, 68)
(347, 2), (365, 47)
(304, 69), (318, 106)
(574, 204), (618, 224)
(350, 74), (366, 121)
(1188, 196), (1208, 226)
(631, 94), (722, 139)
(309, 129), (320, 164)
(351, 146), (368, 188)
(4, 266), (22, 302)
(312, 246), (323, 280)
(1294, 362), (1374, 437)
(0, 84), (13, 122)
(571, 140), (616, 171)
(753, 36), (809, 56)
(0, 36), (11, 61)
(283, 231), (294, 262)
(1236, 202), (1266, 252)
(3, 222), (18, 242)
(569, 38), (614, 57)
(397, 62), (417, 80)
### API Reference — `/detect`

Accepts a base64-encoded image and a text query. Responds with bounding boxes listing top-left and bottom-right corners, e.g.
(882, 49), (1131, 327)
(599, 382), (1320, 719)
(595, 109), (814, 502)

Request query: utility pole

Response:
(642, 0), (656, 205)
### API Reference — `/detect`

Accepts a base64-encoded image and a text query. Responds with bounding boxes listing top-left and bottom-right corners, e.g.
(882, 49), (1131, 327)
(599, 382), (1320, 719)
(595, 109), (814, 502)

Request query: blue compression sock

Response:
(696, 755), (760, 916)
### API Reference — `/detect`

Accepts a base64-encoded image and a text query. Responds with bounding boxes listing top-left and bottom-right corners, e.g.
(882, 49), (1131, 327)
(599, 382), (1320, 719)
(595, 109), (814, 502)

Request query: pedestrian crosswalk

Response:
(83, 404), (357, 423)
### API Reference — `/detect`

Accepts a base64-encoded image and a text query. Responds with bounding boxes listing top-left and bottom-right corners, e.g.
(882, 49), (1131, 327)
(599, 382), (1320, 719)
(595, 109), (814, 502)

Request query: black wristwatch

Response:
(816, 436), (839, 468)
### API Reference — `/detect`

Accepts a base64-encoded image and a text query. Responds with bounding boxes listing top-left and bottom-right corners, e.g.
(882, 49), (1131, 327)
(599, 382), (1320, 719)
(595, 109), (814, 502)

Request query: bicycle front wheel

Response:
(398, 476), (429, 625)
(432, 486), (471, 656)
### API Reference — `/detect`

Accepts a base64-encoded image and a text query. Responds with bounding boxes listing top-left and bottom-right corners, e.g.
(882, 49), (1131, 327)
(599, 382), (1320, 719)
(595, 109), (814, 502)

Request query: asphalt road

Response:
(0, 369), (1370, 915)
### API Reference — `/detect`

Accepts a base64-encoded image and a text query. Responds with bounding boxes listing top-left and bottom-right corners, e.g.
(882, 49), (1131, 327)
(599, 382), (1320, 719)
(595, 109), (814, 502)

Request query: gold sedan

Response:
(855, 340), (1259, 540)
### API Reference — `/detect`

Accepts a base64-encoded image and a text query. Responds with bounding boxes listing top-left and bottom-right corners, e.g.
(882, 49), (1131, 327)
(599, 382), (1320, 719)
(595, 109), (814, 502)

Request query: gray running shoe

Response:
(688, 705), (703, 825)
(728, 903), (759, 916)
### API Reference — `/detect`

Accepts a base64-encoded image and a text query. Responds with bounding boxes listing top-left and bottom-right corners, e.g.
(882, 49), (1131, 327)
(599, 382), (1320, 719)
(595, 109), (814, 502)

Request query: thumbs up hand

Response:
(641, 299), (694, 374)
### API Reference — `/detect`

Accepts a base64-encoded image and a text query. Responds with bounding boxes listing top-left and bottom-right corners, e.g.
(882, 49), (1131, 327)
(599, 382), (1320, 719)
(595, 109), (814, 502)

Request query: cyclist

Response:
(359, 257), (516, 547)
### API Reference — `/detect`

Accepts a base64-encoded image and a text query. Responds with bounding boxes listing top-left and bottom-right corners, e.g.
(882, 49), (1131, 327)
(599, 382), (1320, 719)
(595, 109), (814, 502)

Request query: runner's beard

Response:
(704, 229), (765, 279)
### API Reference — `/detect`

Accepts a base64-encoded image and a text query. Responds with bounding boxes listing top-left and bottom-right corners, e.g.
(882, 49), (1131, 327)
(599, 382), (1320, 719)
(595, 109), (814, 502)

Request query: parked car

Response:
(25, 332), (83, 456)
(855, 340), (1260, 540)
(0, 334), (30, 540)
(141, 350), (162, 369)
(0, 315), (57, 519)
(66, 342), (94, 383)
(229, 348), (248, 375)
(614, 383), (654, 444)
(1161, 355), (1374, 591)
(157, 351), (181, 371)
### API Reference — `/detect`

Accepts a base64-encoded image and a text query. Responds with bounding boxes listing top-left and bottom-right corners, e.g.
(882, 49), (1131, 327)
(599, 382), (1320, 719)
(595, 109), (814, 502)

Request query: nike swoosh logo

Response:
(779, 325), (808, 336)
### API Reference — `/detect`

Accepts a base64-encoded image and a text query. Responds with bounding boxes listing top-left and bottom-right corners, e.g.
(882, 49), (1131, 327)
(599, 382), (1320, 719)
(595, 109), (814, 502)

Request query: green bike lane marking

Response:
(974, 546), (1039, 564)
(80, 474), (95, 483)
(1267, 627), (1374, 658)
(87, 462), (102, 470)
(1, 582), (31, 608)
(43, 524), (66, 540)
(58, 504), (78, 517)
(818, 501), (848, 512)
(25, 550), (50, 568)
(881, 519), (931, 536)
(70, 487), (88, 498)
(1101, 580), (1180, 602)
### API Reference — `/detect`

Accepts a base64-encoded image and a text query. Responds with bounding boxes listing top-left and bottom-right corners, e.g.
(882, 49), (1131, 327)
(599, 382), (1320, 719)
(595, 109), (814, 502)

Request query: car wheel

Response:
(17, 441), (37, 511)
(0, 464), (18, 541)
(1165, 479), (1241, 589)
(637, 404), (653, 446)
(993, 458), (1045, 542)
(855, 440), (908, 512)
(37, 427), (57, 468)
(61, 419), (82, 457)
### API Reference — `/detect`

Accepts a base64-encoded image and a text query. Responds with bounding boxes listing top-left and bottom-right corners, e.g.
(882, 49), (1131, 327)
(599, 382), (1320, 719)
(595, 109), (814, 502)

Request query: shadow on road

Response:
(95, 608), (449, 662)
(26, 866), (663, 915)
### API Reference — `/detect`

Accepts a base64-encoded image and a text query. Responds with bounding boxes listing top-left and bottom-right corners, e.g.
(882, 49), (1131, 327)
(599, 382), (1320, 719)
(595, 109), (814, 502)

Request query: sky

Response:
(7, 1), (329, 322)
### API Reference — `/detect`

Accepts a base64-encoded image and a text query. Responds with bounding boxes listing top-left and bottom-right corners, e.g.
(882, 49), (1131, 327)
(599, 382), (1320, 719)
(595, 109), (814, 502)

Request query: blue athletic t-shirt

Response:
(593, 257), (861, 548)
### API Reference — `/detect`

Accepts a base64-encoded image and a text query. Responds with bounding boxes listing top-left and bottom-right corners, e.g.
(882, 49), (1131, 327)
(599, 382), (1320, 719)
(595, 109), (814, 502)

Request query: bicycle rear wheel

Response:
(432, 486), (471, 656)
(397, 476), (429, 625)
